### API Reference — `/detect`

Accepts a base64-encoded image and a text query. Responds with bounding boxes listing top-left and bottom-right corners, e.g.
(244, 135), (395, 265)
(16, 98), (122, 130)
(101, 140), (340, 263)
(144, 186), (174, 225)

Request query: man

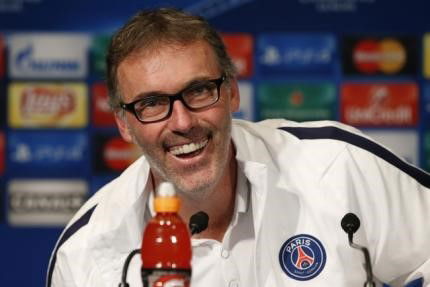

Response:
(47, 7), (430, 287)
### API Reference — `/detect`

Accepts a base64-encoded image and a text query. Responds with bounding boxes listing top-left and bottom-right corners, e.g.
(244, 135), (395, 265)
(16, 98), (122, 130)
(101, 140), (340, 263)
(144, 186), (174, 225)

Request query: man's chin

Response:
(151, 160), (219, 196)
(172, 176), (216, 197)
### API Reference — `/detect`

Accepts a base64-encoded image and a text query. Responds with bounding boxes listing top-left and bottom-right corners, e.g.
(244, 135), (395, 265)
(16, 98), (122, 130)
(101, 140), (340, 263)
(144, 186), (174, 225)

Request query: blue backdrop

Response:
(1, 1), (429, 286)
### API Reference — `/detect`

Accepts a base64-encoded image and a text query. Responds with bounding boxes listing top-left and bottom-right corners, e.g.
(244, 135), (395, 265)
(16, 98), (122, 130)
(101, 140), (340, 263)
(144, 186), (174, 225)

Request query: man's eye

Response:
(143, 98), (159, 107)
(142, 97), (169, 107)
(187, 83), (213, 96)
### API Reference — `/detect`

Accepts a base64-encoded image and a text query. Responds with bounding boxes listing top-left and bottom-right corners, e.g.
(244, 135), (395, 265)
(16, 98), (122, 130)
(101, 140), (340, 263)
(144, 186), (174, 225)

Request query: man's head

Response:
(106, 7), (236, 110)
(106, 8), (240, 195)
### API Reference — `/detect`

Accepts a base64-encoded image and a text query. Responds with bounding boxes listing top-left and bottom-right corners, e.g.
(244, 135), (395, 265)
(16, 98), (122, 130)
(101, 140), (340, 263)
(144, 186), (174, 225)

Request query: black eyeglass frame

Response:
(119, 75), (226, 123)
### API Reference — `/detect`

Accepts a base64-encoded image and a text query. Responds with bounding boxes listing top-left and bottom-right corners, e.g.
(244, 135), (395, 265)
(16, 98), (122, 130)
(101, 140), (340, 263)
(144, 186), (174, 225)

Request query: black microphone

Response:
(189, 211), (209, 235)
(341, 212), (360, 242)
(341, 213), (376, 287)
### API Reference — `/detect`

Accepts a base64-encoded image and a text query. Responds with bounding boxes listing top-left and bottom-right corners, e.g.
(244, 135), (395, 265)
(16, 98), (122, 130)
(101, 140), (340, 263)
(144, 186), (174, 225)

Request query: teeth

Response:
(170, 139), (208, 156)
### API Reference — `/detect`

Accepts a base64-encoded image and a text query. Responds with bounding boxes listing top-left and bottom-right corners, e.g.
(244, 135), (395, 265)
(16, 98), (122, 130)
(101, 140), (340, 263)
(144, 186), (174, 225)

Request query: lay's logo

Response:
(20, 86), (75, 118)
(8, 83), (87, 128)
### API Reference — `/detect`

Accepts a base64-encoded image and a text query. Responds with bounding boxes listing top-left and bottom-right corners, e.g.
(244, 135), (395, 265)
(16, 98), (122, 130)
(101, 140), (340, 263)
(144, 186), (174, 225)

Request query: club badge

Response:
(279, 234), (326, 281)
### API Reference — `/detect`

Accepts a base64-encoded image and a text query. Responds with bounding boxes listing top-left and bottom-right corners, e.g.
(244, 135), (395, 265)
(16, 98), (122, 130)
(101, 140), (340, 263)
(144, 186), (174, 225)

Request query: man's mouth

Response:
(169, 139), (209, 157)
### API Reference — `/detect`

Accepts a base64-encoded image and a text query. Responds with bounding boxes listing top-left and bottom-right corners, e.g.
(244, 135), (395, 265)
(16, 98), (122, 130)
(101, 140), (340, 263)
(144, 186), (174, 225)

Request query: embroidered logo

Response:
(279, 234), (326, 281)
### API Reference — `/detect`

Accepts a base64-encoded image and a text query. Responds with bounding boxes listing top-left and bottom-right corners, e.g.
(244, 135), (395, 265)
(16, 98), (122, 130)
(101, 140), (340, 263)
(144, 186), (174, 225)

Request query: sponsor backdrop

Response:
(1, 1), (430, 286)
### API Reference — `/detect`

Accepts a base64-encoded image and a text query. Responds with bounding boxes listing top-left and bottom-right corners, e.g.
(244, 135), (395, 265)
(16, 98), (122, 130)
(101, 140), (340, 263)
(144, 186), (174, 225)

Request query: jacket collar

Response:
(231, 120), (301, 286)
(87, 157), (152, 283)
(89, 119), (299, 285)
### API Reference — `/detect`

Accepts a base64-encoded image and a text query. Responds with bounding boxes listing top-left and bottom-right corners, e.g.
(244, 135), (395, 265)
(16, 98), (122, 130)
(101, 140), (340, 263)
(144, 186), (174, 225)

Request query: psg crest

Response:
(279, 234), (326, 281)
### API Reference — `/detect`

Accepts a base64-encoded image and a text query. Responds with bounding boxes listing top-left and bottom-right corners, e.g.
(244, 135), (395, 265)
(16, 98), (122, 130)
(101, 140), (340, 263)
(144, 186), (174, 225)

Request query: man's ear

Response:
(228, 78), (240, 113)
(114, 111), (134, 143)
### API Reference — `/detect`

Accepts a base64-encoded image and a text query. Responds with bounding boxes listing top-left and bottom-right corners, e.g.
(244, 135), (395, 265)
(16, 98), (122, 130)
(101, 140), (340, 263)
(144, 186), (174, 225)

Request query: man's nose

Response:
(167, 100), (195, 132)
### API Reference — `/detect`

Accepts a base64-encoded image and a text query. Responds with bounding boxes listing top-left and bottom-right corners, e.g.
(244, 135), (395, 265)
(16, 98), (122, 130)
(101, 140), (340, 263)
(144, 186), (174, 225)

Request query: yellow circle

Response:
(378, 38), (406, 74)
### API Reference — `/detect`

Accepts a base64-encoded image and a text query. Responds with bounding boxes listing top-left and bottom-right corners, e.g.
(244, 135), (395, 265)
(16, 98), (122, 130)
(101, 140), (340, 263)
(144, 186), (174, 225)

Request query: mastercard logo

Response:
(353, 38), (406, 74)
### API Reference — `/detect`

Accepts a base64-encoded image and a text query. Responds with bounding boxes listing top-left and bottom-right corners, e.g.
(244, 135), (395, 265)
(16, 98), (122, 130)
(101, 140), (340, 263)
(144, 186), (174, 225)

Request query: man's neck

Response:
(151, 144), (238, 242)
(179, 155), (237, 242)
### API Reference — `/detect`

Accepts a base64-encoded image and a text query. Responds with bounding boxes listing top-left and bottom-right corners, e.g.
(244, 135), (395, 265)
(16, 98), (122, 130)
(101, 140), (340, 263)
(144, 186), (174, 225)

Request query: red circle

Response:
(353, 39), (380, 74)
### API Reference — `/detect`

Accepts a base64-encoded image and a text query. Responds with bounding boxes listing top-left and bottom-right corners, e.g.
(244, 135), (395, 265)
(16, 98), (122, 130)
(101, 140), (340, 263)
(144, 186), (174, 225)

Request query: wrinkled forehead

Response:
(127, 37), (213, 62)
(119, 40), (219, 74)
(116, 40), (221, 99)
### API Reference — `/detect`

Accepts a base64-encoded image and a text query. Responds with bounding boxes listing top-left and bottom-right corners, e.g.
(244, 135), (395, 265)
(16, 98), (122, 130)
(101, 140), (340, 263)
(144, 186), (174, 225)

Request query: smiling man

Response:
(114, 38), (239, 242)
(48, 8), (430, 287)
(115, 41), (238, 197)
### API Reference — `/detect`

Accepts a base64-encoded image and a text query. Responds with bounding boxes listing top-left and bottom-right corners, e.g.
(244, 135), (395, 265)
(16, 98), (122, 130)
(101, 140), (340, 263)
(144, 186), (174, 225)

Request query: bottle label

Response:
(142, 269), (191, 287)
(153, 274), (188, 287)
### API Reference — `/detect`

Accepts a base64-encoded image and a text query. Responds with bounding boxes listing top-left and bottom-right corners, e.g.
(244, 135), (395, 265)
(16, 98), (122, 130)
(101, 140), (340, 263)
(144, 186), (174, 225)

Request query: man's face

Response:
(115, 41), (240, 195)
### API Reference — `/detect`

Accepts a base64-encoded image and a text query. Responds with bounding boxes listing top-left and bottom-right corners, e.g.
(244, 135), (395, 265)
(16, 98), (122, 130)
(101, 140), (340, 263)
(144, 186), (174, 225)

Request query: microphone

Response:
(119, 211), (209, 286)
(189, 211), (209, 235)
(341, 213), (376, 287)
(341, 212), (360, 242)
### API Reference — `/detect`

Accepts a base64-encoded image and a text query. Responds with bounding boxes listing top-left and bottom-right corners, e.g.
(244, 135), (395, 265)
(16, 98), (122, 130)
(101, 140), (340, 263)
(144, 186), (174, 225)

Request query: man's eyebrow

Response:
(132, 76), (214, 101)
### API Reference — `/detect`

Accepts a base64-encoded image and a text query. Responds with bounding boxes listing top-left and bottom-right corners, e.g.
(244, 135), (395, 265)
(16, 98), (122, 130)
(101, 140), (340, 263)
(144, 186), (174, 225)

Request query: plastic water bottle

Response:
(141, 182), (192, 287)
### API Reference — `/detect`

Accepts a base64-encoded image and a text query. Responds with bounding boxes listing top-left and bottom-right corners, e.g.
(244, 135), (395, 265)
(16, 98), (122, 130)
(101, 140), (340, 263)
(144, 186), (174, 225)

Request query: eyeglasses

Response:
(120, 75), (226, 123)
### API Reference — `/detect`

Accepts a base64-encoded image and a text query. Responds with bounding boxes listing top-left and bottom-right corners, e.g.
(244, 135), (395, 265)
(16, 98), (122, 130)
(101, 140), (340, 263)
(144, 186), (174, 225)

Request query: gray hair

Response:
(106, 7), (237, 110)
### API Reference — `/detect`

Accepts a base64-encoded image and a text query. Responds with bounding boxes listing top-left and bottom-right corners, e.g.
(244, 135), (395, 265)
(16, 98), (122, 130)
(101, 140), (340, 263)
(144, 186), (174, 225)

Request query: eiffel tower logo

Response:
(294, 246), (314, 270)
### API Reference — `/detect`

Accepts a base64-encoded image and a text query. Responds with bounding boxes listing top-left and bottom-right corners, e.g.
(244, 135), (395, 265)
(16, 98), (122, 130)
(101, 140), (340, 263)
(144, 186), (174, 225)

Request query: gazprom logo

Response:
(9, 33), (89, 79)
(15, 45), (80, 73)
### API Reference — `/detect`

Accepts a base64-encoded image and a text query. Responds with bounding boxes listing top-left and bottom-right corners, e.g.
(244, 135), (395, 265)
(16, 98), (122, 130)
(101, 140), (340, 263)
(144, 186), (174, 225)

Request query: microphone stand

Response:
(341, 213), (376, 287)
(347, 233), (376, 287)
(118, 249), (141, 287)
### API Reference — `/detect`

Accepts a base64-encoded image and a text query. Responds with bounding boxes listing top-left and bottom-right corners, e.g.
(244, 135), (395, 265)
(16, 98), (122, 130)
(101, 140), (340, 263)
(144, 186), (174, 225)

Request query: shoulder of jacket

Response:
(233, 118), (369, 153)
(233, 118), (365, 136)
(268, 119), (430, 188)
(65, 155), (148, 228)
(47, 155), (149, 287)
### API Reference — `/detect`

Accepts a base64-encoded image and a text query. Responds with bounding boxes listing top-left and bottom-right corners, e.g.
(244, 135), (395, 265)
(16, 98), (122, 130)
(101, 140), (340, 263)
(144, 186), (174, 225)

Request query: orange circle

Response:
(378, 38), (406, 74)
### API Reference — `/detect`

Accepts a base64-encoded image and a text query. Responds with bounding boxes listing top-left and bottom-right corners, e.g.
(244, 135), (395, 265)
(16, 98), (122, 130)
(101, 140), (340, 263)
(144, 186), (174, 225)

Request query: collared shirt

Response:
(146, 166), (255, 287)
(191, 166), (255, 287)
